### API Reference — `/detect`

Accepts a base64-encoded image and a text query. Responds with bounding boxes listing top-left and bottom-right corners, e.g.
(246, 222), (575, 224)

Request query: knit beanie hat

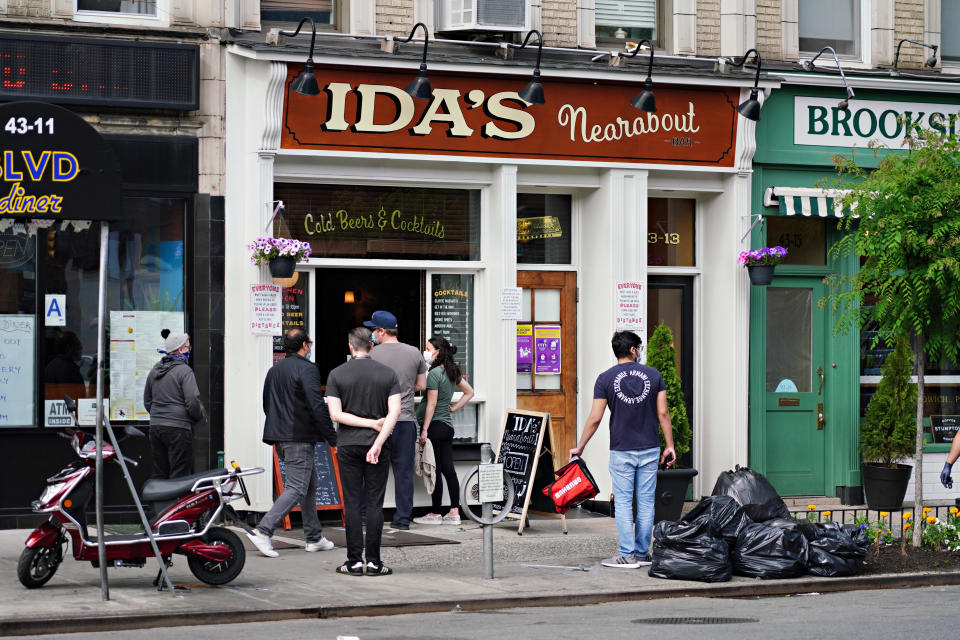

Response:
(161, 329), (190, 353)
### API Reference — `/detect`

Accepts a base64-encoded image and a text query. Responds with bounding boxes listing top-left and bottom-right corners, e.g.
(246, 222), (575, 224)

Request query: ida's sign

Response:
(795, 96), (960, 149)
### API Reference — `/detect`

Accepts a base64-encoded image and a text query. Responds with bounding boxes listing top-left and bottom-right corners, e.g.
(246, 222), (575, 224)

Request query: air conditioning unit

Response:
(438, 0), (531, 33)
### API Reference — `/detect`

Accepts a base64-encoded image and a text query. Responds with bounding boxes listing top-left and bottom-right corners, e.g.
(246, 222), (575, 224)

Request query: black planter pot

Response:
(654, 467), (699, 523)
(861, 462), (912, 510)
(747, 264), (776, 285)
(268, 256), (296, 278)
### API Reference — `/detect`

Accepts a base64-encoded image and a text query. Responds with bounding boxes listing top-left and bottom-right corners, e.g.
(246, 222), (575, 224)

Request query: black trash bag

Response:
(711, 465), (791, 522)
(764, 517), (818, 542)
(806, 522), (870, 577)
(732, 521), (808, 579)
(649, 519), (732, 583)
(682, 495), (753, 545)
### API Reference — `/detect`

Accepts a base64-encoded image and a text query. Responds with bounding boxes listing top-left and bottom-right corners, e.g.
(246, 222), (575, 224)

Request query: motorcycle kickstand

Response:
(153, 562), (188, 592)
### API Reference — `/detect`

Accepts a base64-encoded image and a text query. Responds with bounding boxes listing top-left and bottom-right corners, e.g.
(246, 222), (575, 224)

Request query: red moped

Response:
(18, 398), (263, 589)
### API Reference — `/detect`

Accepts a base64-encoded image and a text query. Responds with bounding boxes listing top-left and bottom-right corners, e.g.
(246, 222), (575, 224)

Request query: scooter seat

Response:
(141, 469), (228, 501)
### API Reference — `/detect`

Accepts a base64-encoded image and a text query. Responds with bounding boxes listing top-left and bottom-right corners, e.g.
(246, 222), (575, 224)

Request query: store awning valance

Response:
(763, 187), (857, 218)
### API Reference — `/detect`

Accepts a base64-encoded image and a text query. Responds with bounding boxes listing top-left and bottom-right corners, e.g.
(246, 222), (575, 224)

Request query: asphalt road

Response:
(6, 585), (960, 639)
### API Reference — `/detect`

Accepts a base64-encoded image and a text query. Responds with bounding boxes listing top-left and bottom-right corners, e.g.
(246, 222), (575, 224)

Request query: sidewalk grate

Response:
(632, 617), (759, 625)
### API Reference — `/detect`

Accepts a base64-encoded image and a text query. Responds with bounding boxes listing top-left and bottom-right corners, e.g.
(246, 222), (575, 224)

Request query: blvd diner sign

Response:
(0, 101), (120, 220)
(282, 66), (739, 166)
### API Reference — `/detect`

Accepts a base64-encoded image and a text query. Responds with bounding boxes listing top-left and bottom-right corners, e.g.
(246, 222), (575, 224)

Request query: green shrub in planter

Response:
(646, 323), (691, 458)
(861, 337), (916, 466)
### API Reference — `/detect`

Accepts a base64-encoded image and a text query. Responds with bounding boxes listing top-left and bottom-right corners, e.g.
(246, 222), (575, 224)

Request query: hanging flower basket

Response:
(738, 246), (787, 286)
(248, 237), (311, 279)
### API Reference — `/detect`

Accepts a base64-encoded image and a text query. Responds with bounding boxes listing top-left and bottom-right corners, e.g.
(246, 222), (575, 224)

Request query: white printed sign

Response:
(109, 310), (185, 421)
(478, 463), (505, 503)
(0, 315), (34, 426)
(78, 398), (109, 426)
(499, 287), (522, 320)
(44, 294), (66, 327)
(615, 281), (643, 331)
(44, 399), (71, 427)
(250, 284), (282, 335)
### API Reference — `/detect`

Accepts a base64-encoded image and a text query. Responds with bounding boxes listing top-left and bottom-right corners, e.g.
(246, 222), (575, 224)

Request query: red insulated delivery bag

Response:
(542, 455), (600, 514)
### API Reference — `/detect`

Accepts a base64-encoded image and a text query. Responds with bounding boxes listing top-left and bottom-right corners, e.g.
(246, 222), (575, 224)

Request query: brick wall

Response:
(378, 0), (415, 37)
(697, 0), (720, 56)
(542, 0), (578, 47)
(5, 0), (50, 18)
(756, 0), (781, 61)
(894, 0), (927, 68)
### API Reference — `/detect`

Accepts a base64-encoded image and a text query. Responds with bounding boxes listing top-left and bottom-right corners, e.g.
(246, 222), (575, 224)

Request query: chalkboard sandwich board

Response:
(931, 415), (960, 444)
(492, 409), (567, 534)
(273, 442), (345, 529)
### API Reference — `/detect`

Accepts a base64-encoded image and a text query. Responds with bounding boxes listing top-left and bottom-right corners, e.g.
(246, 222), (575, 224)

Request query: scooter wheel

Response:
(18, 544), (63, 588)
(186, 527), (245, 585)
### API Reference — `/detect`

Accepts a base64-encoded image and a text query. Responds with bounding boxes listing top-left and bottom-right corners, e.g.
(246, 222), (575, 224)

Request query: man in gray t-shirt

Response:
(365, 310), (427, 530)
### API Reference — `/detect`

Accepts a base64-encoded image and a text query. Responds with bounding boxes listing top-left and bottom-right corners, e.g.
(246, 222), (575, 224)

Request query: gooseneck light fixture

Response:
(728, 49), (762, 121)
(891, 38), (939, 76)
(800, 46), (855, 110)
(401, 22), (432, 100)
(625, 39), (656, 113)
(517, 30), (545, 105)
(281, 17), (320, 96)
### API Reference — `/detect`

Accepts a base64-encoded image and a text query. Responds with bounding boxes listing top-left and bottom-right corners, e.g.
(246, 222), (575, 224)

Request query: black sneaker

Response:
(390, 521), (410, 530)
(366, 561), (393, 576)
(336, 561), (365, 576)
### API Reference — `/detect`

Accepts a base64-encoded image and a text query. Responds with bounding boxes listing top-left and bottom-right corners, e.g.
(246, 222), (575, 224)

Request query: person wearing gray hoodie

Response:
(143, 329), (205, 479)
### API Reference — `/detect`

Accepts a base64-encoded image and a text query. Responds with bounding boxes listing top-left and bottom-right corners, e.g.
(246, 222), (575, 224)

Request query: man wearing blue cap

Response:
(364, 310), (427, 530)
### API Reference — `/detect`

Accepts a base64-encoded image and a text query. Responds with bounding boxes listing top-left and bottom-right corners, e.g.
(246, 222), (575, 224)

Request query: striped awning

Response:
(763, 187), (857, 218)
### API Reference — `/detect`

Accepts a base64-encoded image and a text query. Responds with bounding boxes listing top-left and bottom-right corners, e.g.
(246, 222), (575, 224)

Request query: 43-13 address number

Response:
(4, 117), (55, 135)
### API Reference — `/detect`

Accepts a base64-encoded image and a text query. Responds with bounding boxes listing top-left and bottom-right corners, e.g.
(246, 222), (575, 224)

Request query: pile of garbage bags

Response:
(649, 465), (870, 583)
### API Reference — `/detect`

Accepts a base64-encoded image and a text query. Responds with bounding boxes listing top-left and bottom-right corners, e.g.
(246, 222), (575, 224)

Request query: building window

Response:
(595, 0), (658, 46)
(261, 1), (335, 26)
(647, 198), (694, 266)
(943, 2), (960, 63)
(78, 0), (157, 15)
(799, 0), (861, 58)
(517, 194), (572, 265)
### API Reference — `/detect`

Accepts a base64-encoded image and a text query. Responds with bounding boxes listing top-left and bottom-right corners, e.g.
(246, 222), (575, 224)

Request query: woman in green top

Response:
(413, 336), (474, 525)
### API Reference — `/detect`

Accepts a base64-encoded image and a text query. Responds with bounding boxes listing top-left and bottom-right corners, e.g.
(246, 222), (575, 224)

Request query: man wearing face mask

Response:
(569, 331), (676, 569)
(247, 328), (338, 558)
(364, 310), (427, 530)
(144, 329), (206, 479)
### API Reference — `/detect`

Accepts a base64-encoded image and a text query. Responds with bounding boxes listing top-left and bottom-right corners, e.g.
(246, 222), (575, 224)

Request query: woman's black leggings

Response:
(427, 420), (459, 511)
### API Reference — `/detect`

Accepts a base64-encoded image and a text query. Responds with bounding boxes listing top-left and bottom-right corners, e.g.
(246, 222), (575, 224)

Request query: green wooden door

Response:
(761, 277), (828, 495)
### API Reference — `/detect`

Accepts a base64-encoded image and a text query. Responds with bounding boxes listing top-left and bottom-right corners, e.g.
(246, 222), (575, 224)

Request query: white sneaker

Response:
(247, 530), (279, 558)
(442, 514), (461, 525)
(305, 536), (335, 552)
(413, 514), (443, 525)
(601, 554), (640, 568)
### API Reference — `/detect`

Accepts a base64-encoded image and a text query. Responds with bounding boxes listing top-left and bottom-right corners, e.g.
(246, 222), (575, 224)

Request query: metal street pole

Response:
(95, 221), (109, 601)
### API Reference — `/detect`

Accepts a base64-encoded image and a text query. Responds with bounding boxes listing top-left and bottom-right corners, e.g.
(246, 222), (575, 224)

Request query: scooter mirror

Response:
(123, 425), (146, 438)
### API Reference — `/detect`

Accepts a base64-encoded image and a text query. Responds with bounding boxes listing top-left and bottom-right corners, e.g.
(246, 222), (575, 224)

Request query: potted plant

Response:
(248, 237), (312, 278)
(738, 246), (788, 285)
(860, 336), (916, 510)
(645, 323), (697, 523)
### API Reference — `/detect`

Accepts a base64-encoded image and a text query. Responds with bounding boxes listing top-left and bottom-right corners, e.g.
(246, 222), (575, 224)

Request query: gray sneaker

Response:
(601, 554), (641, 568)
(246, 530), (279, 558)
(305, 536), (335, 552)
(632, 554), (653, 567)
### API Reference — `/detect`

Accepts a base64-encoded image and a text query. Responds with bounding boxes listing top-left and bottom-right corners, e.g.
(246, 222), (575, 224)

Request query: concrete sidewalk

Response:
(1, 512), (959, 636)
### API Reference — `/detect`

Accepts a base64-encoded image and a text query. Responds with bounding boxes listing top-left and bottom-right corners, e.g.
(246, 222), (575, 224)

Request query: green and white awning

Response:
(763, 187), (857, 218)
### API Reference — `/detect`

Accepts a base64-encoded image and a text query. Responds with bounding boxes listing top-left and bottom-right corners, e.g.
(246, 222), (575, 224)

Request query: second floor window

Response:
(261, 0), (335, 26)
(77, 1), (157, 16)
(944, 1), (960, 64)
(595, 0), (658, 45)
(799, 0), (861, 58)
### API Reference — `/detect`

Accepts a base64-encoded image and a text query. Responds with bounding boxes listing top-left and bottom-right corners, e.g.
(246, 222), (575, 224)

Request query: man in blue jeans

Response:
(570, 330), (676, 569)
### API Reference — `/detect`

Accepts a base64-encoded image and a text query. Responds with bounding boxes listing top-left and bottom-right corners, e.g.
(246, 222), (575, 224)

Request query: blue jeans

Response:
(257, 442), (323, 543)
(609, 448), (659, 557)
(389, 421), (417, 524)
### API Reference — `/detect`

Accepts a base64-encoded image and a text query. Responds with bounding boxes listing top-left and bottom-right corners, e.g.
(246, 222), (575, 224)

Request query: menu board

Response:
(0, 315), (34, 426)
(272, 273), (310, 364)
(109, 310), (184, 421)
(430, 274), (473, 383)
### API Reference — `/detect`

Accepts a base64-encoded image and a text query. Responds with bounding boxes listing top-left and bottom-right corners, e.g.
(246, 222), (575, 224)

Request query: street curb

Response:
(2, 572), (959, 636)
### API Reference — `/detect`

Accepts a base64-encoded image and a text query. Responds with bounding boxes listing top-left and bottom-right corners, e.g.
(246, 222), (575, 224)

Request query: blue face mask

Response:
(371, 331), (380, 346)
(169, 351), (191, 364)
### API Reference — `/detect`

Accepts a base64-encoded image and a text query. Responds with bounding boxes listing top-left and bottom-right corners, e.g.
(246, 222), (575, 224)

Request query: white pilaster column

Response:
(721, 0), (756, 58)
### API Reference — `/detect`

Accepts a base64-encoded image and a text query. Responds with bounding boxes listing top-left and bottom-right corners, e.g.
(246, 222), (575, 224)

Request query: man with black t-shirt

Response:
(570, 331), (676, 569)
(326, 326), (401, 577)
